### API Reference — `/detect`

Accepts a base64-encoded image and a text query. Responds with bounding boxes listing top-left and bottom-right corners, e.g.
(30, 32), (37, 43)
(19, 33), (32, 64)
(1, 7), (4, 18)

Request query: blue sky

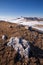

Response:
(0, 0), (43, 18)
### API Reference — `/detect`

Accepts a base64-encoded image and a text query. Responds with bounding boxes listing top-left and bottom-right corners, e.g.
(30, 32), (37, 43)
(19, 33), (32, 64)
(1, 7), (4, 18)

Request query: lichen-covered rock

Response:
(7, 37), (15, 46)
(7, 37), (30, 59)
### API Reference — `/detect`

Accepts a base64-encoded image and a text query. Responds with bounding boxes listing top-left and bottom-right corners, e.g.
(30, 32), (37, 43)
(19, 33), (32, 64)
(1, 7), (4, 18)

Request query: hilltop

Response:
(0, 21), (43, 65)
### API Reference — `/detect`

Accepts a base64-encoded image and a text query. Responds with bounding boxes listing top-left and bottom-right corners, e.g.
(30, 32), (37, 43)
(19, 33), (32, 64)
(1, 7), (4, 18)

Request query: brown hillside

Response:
(0, 21), (43, 65)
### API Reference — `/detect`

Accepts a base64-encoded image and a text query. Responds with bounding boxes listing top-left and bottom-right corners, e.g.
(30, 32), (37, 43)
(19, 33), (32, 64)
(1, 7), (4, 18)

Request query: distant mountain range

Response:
(0, 17), (43, 21)
(18, 17), (43, 21)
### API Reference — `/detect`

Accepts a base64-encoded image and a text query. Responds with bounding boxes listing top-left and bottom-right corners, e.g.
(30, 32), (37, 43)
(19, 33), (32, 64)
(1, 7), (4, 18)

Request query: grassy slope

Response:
(0, 21), (43, 65)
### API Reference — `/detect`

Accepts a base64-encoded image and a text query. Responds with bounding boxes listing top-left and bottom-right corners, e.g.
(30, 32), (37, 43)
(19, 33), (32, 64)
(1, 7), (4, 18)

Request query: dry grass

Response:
(0, 21), (43, 65)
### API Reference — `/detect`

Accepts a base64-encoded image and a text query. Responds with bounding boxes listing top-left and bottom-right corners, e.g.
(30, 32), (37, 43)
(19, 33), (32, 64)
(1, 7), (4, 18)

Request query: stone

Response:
(22, 39), (29, 48)
(14, 37), (19, 44)
(7, 37), (31, 59)
(9, 25), (13, 28)
(7, 37), (15, 46)
(2, 35), (8, 40)
(29, 26), (32, 31)
(23, 45), (30, 58)
(25, 26), (29, 29)
(13, 43), (24, 57)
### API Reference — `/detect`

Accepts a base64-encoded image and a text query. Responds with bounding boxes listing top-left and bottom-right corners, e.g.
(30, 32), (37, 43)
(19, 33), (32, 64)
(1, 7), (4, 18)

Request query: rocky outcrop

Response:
(7, 37), (30, 59)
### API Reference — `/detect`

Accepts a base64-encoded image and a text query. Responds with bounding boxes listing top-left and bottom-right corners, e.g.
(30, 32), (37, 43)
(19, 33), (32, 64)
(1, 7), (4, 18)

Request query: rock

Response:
(25, 26), (29, 29)
(7, 37), (15, 46)
(7, 37), (31, 59)
(9, 25), (13, 28)
(13, 43), (24, 56)
(7, 37), (19, 46)
(9, 37), (15, 42)
(2, 35), (8, 40)
(14, 37), (19, 44)
(29, 26), (32, 31)
(22, 39), (29, 49)
(23, 45), (30, 58)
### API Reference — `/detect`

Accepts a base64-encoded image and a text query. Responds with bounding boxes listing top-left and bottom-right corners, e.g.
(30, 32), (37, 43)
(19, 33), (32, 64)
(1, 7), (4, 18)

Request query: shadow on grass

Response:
(30, 43), (43, 58)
